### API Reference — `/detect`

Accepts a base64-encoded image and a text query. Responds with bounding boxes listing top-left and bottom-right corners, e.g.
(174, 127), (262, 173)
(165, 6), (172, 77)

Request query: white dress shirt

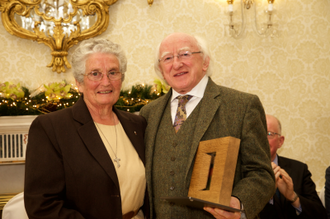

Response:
(170, 75), (208, 124)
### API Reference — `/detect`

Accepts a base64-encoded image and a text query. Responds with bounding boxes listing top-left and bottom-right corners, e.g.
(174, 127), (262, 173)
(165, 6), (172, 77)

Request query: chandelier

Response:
(0, 0), (119, 73)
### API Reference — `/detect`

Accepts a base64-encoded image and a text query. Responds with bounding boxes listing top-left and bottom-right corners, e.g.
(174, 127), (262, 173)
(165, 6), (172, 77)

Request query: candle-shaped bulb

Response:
(268, 0), (275, 11)
(268, 3), (273, 11)
(227, 0), (234, 12)
(228, 4), (234, 12)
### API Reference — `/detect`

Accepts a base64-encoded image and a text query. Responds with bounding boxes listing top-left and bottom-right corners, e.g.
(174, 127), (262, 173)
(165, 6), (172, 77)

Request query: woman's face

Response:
(76, 53), (122, 110)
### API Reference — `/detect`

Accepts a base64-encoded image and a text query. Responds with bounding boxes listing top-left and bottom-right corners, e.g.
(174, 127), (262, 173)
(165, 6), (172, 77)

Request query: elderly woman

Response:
(24, 39), (148, 219)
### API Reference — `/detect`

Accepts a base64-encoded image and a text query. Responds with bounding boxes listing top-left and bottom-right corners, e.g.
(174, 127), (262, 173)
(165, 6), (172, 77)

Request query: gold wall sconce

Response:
(0, 0), (119, 73)
(226, 0), (277, 39)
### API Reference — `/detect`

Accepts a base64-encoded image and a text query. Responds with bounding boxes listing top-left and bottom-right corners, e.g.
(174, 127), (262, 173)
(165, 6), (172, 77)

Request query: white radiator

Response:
(0, 115), (37, 163)
(0, 133), (28, 162)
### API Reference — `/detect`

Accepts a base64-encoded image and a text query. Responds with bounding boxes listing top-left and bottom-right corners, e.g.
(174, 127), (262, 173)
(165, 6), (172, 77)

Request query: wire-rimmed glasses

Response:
(158, 50), (202, 64)
(267, 131), (281, 139)
(84, 71), (122, 81)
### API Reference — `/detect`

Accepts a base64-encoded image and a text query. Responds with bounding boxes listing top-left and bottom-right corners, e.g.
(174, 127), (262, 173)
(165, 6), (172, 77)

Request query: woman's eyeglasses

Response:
(84, 71), (122, 81)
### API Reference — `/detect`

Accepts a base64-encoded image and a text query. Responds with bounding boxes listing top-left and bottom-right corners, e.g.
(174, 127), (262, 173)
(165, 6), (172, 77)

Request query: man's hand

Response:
(272, 162), (300, 207)
(204, 196), (241, 219)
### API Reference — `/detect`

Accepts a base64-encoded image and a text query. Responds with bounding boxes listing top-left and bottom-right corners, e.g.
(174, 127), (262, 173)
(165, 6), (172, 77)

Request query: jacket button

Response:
(170, 170), (175, 176)
(170, 186), (175, 191)
(171, 157), (176, 161)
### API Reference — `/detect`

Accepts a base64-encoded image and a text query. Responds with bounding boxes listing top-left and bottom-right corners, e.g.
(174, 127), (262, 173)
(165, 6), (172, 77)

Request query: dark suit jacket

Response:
(325, 166), (330, 219)
(140, 78), (275, 219)
(24, 97), (148, 219)
(260, 155), (327, 219)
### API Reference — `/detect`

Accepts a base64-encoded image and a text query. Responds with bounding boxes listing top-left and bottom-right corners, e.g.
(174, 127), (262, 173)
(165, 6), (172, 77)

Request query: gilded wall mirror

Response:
(0, 0), (119, 73)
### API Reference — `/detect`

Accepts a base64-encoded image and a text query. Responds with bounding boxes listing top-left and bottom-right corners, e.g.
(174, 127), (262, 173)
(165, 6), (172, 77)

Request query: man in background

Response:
(260, 114), (326, 219)
(140, 32), (275, 219)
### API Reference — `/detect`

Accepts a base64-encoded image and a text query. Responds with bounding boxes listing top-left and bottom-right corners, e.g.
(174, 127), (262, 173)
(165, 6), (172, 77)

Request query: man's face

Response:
(158, 33), (209, 94)
(266, 115), (285, 161)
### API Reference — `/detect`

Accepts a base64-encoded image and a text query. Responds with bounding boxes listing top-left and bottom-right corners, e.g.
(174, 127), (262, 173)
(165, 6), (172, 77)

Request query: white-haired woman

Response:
(24, 38), (148, 219)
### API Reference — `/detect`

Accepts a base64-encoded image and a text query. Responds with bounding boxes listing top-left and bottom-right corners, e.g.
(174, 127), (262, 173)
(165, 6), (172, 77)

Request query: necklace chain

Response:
(95, 114), (121, 168)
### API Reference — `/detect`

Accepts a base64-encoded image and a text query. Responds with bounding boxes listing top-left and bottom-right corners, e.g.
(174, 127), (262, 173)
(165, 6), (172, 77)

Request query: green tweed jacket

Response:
(140, 78), (275, 219)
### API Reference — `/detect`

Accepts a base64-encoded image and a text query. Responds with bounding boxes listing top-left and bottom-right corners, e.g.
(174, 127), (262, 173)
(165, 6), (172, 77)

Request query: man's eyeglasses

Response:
(267, 131), (281, 139)
(84, 71), (123, 81)
(158, 51), (202, 64)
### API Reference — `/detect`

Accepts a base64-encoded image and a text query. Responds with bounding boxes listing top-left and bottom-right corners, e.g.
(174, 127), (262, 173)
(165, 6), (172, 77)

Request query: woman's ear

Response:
(75, 79), (84, 93)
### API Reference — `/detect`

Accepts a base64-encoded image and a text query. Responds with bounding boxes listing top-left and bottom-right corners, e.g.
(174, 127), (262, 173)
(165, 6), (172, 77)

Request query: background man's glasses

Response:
(84, 71), (122, 81)
(158, 51), (202, 64)
(267, 131), (281, 139)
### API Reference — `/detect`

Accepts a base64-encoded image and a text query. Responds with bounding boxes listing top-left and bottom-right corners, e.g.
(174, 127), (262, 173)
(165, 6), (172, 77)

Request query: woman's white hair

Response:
(71, 38), (127, 84)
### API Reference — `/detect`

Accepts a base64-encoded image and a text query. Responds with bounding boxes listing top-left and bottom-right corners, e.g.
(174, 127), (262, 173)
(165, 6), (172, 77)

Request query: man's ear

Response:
(159, 64), (166, 79)
(202, 56), (210, 72)
(278, 136), (285, 149)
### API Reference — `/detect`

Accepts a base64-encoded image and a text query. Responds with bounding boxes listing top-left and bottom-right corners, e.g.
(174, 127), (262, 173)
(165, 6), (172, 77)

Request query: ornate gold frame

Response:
(0, 193), (17, 210)
(0, 0), (119, 73)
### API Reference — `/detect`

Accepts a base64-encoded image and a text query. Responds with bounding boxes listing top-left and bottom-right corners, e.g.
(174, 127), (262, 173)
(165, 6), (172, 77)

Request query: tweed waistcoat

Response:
(151, 100), (213, 219)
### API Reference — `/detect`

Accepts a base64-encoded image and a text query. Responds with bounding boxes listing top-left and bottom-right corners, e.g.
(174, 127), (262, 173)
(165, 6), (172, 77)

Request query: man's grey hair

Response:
(71, 38), (127, 84)
(154, 33), (213, 81)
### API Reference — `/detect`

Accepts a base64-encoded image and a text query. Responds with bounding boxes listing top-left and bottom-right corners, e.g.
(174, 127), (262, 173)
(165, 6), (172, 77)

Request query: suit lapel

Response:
(185, 79), (222, 179)
(278, 155), (290, 171)
(72, 97), (120, 190)
(141, 91), (171, 214)
(144, 91), (172, 175)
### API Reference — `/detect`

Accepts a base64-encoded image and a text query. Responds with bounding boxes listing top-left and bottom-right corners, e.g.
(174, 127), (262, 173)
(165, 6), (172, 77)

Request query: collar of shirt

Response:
(171, 75), (209, 102)
(170, 75), (209, 124)
(273, 154), (278, 165)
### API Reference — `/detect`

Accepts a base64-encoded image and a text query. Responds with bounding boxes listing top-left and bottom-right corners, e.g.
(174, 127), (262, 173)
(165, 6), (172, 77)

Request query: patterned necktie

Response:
(173, 95), (193, 133)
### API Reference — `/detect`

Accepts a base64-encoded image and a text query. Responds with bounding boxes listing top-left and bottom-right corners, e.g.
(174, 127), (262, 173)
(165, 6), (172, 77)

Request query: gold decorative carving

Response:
(0, 193), (18, 210)
(147, 0), (153, 6)
(0, 0), (118, 73)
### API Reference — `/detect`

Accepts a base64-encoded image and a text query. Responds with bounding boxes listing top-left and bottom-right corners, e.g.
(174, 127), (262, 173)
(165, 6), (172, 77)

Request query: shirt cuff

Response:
(293, 204), (302, 215)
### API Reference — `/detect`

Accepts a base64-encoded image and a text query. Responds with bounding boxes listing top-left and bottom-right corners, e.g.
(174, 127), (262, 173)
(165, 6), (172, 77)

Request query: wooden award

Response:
(188, 136), (240, 206)
(162, 136), (241, 212)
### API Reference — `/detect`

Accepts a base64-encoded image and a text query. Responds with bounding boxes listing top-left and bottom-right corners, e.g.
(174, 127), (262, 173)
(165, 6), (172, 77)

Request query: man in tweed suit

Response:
(140, 32), (275, 219)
